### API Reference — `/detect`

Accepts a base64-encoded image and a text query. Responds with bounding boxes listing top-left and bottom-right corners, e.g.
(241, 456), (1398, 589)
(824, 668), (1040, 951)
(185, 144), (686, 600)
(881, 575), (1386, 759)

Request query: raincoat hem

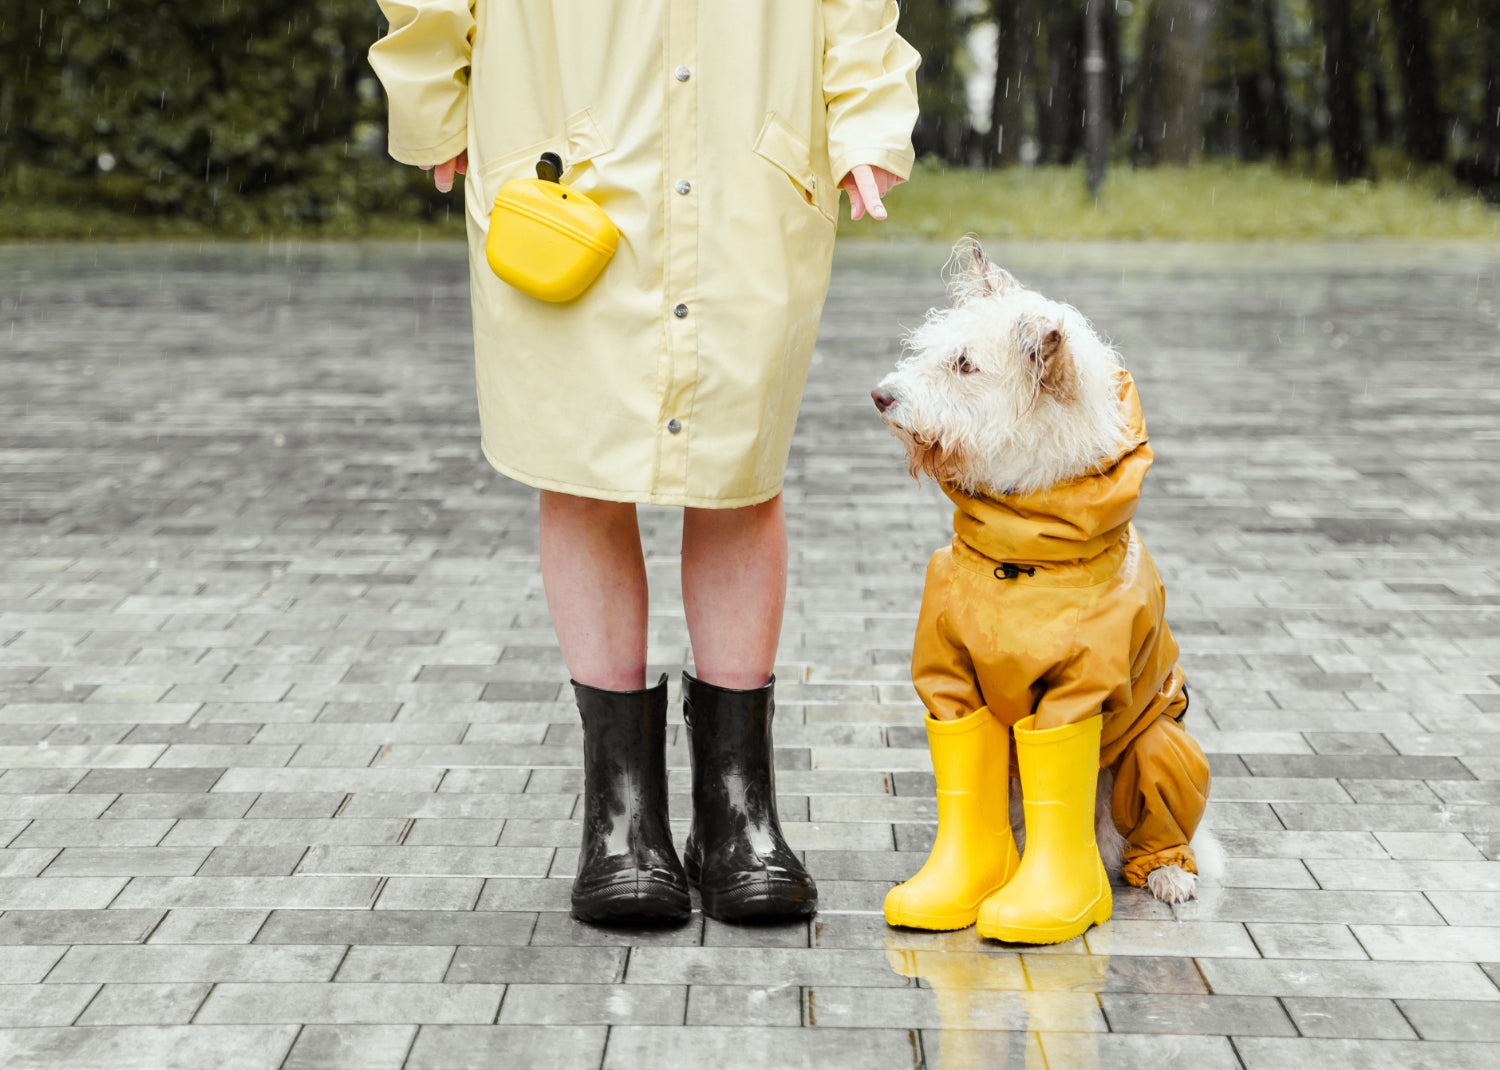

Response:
(479, 441), (783, 509)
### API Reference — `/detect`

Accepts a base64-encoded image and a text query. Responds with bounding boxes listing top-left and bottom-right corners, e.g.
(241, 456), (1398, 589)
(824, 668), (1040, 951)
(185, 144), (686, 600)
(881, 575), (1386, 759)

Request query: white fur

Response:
(900, 240), (1206, 905)
(875, 238), (1128, 496)
(1007, 768), (1211, 905)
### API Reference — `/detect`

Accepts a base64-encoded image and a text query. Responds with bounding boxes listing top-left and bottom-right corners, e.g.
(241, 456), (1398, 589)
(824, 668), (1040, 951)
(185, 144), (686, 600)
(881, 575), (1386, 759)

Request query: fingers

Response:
(847, 184), (866, 221)
(420, 154), (466, 191)
(852, 165), (886, 221)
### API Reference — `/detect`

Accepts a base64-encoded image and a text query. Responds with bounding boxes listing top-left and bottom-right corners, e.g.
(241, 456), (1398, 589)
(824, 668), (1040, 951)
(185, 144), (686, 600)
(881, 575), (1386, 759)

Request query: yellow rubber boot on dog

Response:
(884, 707), (1020, 930)
(976, 714), (1111, 944)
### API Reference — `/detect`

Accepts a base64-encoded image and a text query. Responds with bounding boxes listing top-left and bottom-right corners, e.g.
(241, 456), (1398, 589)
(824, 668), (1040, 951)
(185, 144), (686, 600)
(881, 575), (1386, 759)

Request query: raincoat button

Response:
(674, 66), (691, 82)
(675, 179), (692, 195)
(673, 303), (688, 318)
(667, 418), (682, 434)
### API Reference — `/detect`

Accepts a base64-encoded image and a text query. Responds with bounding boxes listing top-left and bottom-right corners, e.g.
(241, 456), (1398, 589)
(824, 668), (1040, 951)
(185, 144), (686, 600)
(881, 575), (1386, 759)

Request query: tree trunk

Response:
(1224, 0), (1272, 160)
(1260, 0), (1292, 160)
(1389, 0), (1445, 163)
(1042, 1), (1083, 165)
(1135, 0), (1213, 165)
(988, 0), (1031, 166)
(1365, 12), (1393, 145)
(1463, 0), (1500, 194)
(906, 0), (972, 164)
(1083, 0), (1107, 193)
(1320, 0), (1368, 179)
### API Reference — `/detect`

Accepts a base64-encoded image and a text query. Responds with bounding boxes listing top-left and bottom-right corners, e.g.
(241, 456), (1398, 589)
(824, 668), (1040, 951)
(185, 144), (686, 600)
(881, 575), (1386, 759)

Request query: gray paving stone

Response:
(0, 877), (126, 909)
(196, 981), (504, 1023)
(1198, 958), (1500, 1000)
(685, 983), (802, 1026)
(335, 945), (455, 983)
(282, 1024), (417, 1070)
(1235, 1038), (1500, 1070)
(6, 242), (1500, 1065)
(0, 945), (65, 983)
(73, 983), (213, 1025)
(1281, 996), (1419, 1039)
(808, 984), (1105, 1030)
(46, 944), (344, 983)
(0, 1024), (298, 1070)
(405, 1024), (607, 1070)
(146, 909), (269, 944)
(1100, 993), (1296, 1035)
(499, 982), (686, 1025)
(1035, 1033), (1240, 1069)
(0, 909), (163, 945)
(255, 909), (534, 947)
(41, 846), (210, 877)
(110, 875), (381, 910)
(446, 946), (626, 985)
(528, 910), (704, 948)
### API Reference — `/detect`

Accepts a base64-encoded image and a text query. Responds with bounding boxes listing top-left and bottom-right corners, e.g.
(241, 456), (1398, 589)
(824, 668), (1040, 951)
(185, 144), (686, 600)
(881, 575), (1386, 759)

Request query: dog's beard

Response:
(887, 421), (969, 488)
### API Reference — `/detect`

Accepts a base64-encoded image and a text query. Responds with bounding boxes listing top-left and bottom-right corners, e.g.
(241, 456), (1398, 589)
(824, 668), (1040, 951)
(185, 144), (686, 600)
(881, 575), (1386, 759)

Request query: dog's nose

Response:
(871, 388), (896, 413)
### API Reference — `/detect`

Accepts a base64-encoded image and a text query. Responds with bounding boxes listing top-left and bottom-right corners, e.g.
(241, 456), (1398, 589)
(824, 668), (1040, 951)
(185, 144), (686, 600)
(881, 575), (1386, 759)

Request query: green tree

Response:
(903, 0), (975, 163)
(1389, 0), (1445, 161)
(0, 1), (442, 229)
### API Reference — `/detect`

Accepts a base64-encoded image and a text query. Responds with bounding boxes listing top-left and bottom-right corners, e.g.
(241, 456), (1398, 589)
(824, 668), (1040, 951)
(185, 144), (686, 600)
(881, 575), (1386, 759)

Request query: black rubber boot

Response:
(681, 670), (818, 921)
(570, 673), (691, 924)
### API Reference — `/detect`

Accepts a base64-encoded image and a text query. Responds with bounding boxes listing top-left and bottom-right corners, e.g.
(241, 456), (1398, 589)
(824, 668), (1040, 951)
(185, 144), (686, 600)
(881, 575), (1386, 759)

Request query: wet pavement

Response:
(1, 238), (1499, 1068)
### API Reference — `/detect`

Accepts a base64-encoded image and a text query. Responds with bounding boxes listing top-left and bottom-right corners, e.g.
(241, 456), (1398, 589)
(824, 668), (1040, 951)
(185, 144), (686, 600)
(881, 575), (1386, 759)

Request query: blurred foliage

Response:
(839, 150), (1499, 239)
(0, 0), (1494, 238)
(0, 0), (450, 233)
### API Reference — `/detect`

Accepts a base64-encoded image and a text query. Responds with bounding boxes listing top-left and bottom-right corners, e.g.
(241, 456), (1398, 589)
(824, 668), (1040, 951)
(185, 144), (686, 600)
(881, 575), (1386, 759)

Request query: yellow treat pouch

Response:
(486, 152), (619, 303)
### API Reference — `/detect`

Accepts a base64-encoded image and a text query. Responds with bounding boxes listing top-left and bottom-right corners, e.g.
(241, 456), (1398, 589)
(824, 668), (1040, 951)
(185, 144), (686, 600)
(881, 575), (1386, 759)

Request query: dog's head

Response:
(872, 237), (1128, 496)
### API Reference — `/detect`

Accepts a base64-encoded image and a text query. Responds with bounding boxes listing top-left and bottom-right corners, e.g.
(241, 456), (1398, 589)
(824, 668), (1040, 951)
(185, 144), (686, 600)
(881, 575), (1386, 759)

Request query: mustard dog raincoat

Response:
(911, 369), (1210, 884)
(369, 1), (920, 507)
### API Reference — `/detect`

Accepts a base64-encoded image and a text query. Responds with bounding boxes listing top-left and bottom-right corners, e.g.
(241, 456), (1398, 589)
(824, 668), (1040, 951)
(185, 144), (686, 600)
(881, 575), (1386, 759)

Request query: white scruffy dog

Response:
(875, 237), (1216, 906)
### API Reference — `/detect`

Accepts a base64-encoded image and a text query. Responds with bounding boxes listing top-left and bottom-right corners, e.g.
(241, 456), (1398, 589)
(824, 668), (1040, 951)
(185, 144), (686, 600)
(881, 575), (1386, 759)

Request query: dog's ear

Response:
(1020, 314), (1078, 401)
(945, 235), (1018, 305)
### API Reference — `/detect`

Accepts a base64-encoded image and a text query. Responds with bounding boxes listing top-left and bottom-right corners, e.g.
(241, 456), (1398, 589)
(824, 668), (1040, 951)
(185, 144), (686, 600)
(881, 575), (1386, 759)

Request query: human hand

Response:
(839, 164), (904, 221)
(420, 150), (468, 193)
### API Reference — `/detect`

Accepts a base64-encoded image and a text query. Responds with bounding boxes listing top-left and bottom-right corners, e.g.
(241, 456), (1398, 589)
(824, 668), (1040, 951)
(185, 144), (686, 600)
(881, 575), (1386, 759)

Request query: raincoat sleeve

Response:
(368, 0), (477, 166)
(911, 551), (985, 722)
(820, 0), (921, 184)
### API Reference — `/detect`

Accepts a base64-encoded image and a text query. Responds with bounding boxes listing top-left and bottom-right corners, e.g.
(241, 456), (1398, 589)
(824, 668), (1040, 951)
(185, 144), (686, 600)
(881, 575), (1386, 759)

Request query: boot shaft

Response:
(573, 674), (671, 827)
(682, 670), (779, 820)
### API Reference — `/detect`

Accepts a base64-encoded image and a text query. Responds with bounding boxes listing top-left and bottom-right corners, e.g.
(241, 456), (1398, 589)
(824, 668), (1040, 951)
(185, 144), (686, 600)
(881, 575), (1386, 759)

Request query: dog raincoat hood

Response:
(943, 370), (1152, 569)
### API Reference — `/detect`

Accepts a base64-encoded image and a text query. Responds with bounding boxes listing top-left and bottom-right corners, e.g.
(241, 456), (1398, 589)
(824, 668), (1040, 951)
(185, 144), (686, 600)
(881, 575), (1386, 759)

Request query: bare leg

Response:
(681, 493), (787, 689)
(539, 490), (648, 691)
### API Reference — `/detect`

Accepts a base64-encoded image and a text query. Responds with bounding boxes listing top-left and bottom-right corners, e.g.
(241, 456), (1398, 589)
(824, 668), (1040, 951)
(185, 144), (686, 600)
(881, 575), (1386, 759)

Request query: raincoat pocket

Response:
(476, 106), (615, 204)
(752, 111), (839, 226)
(479, 108), (617, 303)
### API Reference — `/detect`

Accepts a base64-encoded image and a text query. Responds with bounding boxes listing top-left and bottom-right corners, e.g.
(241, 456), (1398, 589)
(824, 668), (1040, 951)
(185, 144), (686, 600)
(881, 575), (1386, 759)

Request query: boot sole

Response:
(976, 896), (1113, 945)
(571, 880), (691, 925)
(686, 853), (816, 921)
(884, 878), (1015, 932)
(698, 879), (818, 922)
(884, 905), (980, 931)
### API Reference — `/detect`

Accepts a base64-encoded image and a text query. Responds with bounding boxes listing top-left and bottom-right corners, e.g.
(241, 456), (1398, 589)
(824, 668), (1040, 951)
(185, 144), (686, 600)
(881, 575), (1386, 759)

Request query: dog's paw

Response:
(1144, 864), (1197, 904)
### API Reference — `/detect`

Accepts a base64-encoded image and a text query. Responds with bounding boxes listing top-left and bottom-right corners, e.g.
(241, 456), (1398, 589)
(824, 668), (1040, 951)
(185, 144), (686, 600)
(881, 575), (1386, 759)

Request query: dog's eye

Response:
(955, 352), (975, 375)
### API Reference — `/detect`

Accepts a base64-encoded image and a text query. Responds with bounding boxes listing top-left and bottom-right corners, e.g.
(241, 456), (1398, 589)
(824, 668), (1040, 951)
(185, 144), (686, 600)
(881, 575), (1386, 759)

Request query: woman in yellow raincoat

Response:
(369, 2), (920, 923)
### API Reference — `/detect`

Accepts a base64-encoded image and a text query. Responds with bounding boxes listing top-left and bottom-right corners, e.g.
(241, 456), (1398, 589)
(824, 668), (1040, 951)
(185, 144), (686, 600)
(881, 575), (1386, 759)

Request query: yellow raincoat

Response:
(911, 369), (1210, 884)
(369, 1), (920, 507)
